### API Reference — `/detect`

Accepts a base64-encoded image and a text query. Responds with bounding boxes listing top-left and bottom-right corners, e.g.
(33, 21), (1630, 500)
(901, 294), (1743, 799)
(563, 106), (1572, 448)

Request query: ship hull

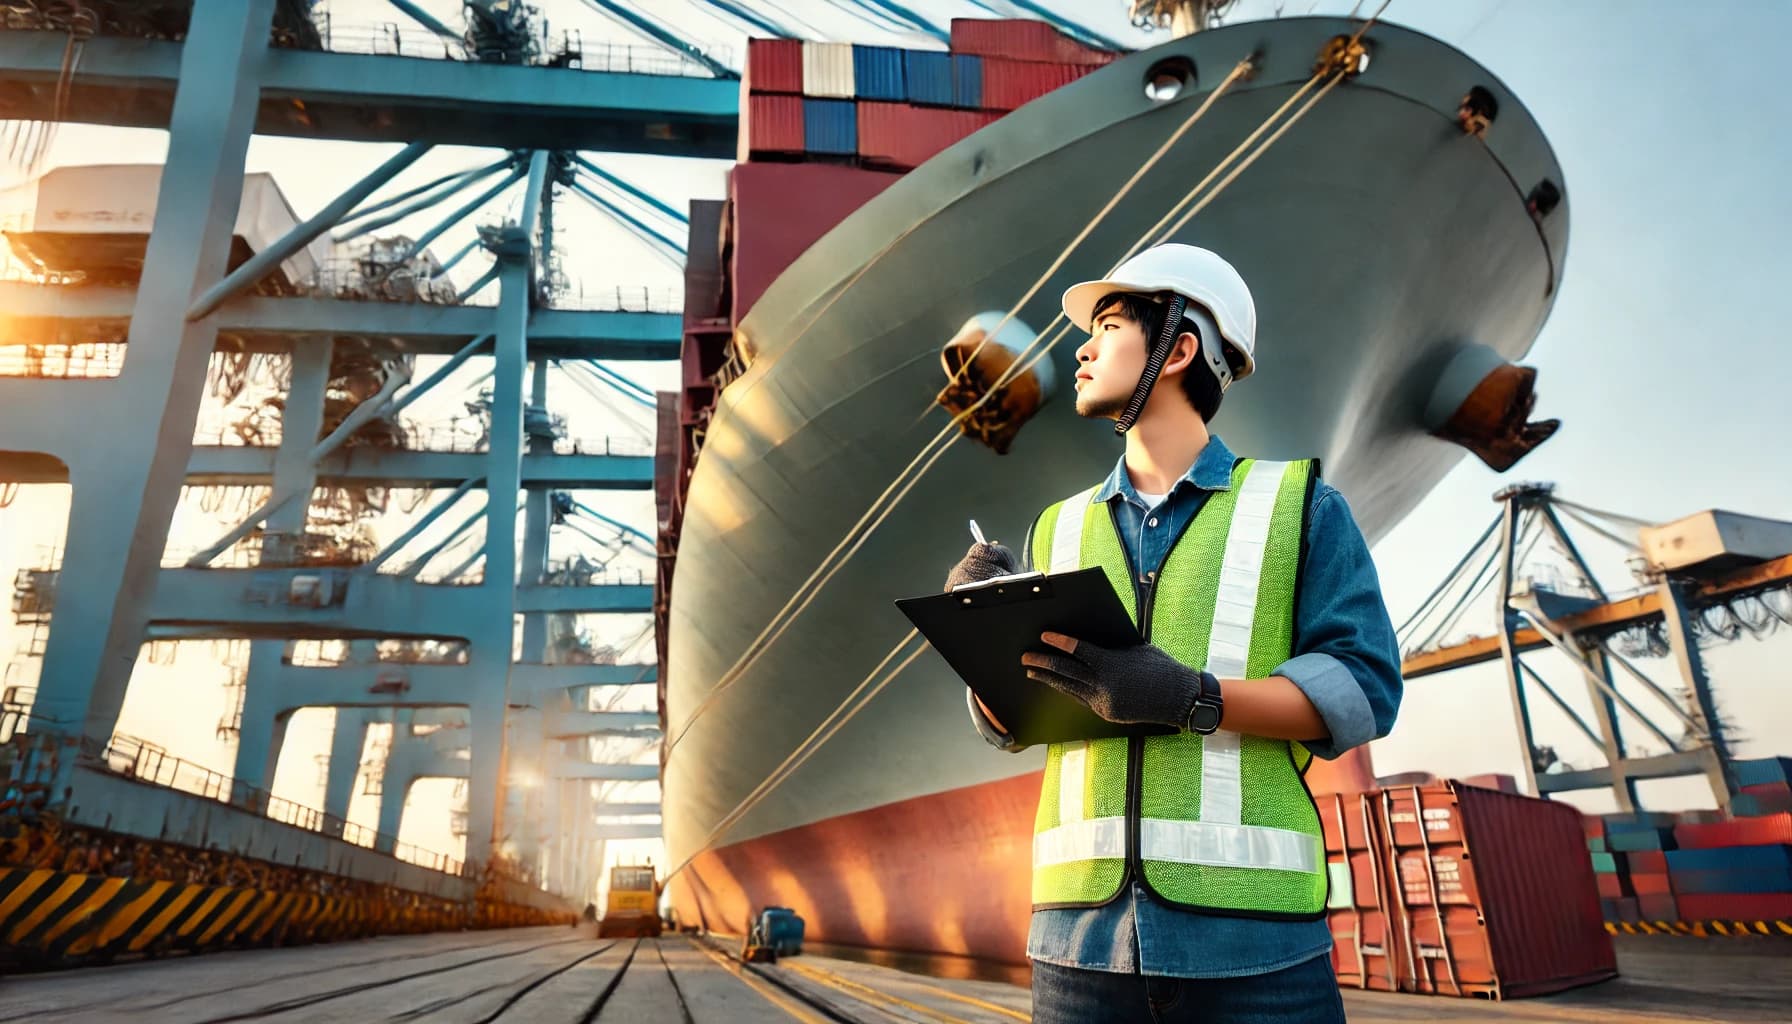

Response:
(665, 16), (1567, 961)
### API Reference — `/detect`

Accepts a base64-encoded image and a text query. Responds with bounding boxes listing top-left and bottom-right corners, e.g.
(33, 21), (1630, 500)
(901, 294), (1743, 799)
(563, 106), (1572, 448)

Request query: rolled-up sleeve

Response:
(1273, 484), (1403, 760)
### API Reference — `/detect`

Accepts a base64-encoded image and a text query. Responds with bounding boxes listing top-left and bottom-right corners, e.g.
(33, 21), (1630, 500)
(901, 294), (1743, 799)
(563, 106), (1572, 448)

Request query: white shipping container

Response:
(801, 42), (855, 99)
(29, 164), (330, 284)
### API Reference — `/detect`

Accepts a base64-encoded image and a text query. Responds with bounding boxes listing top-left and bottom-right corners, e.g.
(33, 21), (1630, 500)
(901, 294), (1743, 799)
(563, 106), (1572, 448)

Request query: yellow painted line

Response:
(688, 938), (829, 1024)
(7, 874), (87, 943)
(75, 880), (171, 956)
(197, 890), (259, 945)
(225, 891), (279, 943)
(39, 876), (127, 946)
(129, 884), (205, 952)
(0, 868), (56, 921)
(175, 887), (233, 938)
(785, 961), (977, 1024)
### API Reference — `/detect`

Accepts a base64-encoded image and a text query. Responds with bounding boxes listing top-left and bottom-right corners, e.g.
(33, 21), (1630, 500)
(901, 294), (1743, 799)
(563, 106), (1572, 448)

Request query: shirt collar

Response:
(1093, 434), (1238, 505)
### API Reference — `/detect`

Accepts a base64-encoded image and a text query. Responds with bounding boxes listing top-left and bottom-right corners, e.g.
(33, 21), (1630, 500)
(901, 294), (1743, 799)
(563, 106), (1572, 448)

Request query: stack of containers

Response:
(1319, 782), (1616, 1000)
(1579, 755), (1792, 928)
(737, 23), (1119, 172)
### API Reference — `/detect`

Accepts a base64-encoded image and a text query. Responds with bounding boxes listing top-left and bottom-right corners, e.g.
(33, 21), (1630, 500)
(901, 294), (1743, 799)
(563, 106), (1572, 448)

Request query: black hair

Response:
(1091, 291), (1237, 423)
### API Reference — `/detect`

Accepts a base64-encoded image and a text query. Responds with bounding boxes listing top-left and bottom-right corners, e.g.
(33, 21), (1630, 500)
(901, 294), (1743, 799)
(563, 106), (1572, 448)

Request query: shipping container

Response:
(1734, 791), (1792, 817)
(1676, 892), (1792, 920)
(952, 54), (984, 108)
(727, 162), (901, 326)
(1628, 849), (1668, 873)
(856, 102), (995, 171)
(802, 98), (857, 155)
(1379, 784), (1616, 999)
(1628, 872), (1672, 896)
(743, 94), (804, 160)
(745, 38), (802, 94)
(851, 45), (905, 101)
(1666, 844), (1792, 872)
(1608, 828), (1675, 852)
(948, 17), (1119, 65)
(1667, 869), (1792, 894)
(802, 41), (855, 98)
(1329, 909), (1403, 992)
(1675, 813), (1792, 849)
(980, 57), (1092, 112)
(1735, 756), (1792, 788)
(1322, 792), (1402, 992)
(903, 50), (953, 105)
(1460, 773), (1520, 794)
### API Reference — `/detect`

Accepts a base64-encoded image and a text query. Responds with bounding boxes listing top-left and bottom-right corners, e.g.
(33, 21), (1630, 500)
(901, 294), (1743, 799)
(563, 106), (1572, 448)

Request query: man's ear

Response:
(1159, 330), (1201, 378)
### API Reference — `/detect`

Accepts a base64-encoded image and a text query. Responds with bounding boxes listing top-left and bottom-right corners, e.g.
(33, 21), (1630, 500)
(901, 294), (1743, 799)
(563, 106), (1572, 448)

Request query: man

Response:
(945, 244), (1402, 1023)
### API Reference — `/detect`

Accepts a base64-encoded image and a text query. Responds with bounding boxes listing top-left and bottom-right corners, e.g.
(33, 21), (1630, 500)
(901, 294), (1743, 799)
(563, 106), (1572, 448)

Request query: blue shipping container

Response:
(903, 50), (953, 105)
(1666, 869), (1792, 895)
(1665, 844), (1792, 872)
(1736, 757), (1792, 787)
(802, 98), (857, 155)
(1590, 852), (1618, 874)
(852, 45), (906, 101)
(952, 54), (983, 108)
(1608, 828), (1676, 852)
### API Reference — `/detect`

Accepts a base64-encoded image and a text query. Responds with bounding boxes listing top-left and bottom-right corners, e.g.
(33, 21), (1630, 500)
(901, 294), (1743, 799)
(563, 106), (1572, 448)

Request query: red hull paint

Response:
(671, 771), (1042, 964)
(667, 748), (1375, 964)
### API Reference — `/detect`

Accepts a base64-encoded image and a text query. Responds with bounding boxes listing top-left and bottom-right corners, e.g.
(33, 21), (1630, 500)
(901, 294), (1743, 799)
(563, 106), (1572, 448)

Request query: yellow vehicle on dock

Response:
(598, 864), (662, 938)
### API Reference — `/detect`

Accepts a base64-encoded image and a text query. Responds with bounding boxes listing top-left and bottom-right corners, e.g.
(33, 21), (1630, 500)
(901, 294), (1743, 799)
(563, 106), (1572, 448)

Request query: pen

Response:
(969, 519), (987, 545)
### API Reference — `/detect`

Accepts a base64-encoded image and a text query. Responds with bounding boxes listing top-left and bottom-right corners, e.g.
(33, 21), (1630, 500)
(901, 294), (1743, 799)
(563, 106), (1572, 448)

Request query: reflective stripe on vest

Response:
(1029, 458), (1325, 916)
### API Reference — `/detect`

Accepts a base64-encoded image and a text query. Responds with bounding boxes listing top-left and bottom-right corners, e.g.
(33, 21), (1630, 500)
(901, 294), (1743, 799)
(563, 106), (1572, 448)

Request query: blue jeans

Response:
(1030, 952), (1347, 1024)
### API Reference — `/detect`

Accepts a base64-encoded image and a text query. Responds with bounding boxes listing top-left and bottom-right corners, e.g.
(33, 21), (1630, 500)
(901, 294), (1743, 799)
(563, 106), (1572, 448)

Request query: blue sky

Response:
(3, 0), (1788, 851)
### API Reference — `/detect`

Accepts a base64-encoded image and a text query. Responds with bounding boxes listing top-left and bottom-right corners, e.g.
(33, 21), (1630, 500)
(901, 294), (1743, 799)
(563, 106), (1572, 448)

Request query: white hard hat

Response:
(1061, 243), (1258, 382)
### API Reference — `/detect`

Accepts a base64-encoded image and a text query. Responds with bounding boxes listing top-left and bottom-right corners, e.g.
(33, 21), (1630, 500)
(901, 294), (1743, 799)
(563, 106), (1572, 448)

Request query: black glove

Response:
(1021, 631), (1202, 727)
(943, 541), (1020, 592)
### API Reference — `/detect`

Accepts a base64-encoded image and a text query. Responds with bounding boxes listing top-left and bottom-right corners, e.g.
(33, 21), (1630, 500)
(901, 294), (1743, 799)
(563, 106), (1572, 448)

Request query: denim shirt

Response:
(968, 435), (1404, 978)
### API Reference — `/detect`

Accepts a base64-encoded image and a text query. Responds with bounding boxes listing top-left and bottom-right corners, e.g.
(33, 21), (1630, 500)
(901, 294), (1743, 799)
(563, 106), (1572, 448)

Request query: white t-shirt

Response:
(1136, 490), (1166, 511)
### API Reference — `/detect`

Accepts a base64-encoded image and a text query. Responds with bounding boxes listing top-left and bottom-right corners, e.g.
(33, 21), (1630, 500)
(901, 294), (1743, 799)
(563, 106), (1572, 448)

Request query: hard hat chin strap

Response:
(1114, 294), (1186, 435)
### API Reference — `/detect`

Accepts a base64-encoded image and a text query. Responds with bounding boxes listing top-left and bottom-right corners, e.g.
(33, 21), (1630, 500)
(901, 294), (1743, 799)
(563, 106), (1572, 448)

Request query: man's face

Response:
(1072, 306), (1149, 420)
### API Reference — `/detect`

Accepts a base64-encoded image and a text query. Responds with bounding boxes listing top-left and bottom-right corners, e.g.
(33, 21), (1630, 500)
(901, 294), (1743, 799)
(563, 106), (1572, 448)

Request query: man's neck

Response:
(1122, 397), (1210, 496)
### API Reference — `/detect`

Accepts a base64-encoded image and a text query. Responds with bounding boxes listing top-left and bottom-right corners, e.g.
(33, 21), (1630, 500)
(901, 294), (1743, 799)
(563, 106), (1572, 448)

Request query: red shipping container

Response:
(1595, 874), (1625, 900)
(1461, 773), (1520, 794)
(744, 38), (802, 94)
(1321, 790), (1379, 855)
(1581, 814), (1605, 842)
(1329, 908), (1402, 992)
(1674, 813), (1792, 849)
(856, 102), (995, 171)
(1627, 849), (1667, 873)
(1629, 872), (1673, 896)
(1379, 784), (1615, 999)
(1676, 893), (1792, 921)
(949, 18), (1118, 65)
(743, 94), (804, 158)
(1637, 893), (1678, 920)
(727, 162), (901, 326)
(1613, 897), (1641, 923)
(979, 57), (1093, 112)
(1743, 782), (1792, 798)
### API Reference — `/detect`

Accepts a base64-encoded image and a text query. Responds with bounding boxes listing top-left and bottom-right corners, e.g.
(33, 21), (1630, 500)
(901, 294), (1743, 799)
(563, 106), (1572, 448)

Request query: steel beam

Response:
(555, 761), (658, 781)
(592, 802), (659, 818)
(0, 33), (738, 155)
(26, 0), (276, 741)
(1534, 751), (1713, 795)
(0, 285), (682, 359)
(545, 710), (659, 739)
(516, 584), (653, 614)
(509, 663), (657, 692)
(590, 822), (661, 840)
(183, 448), (654, 489)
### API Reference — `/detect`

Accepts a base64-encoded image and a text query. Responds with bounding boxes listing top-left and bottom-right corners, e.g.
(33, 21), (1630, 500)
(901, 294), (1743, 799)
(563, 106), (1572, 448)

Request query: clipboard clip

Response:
(951, 571), (1053, 607)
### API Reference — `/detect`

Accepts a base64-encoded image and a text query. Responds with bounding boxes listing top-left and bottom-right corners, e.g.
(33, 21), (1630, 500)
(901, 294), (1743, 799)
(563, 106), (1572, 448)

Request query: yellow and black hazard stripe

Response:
(1605, 918), (1792, 937)
(0, 866), (574, 967)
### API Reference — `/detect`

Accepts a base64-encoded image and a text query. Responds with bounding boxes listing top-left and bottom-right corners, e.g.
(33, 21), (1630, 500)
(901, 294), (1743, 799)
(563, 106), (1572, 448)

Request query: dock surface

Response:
(3, 927), (1786, 1022)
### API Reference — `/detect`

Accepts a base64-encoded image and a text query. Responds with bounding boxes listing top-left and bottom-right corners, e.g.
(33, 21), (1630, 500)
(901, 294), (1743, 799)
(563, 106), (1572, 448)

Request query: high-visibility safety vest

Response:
(1027, 458), (1327, 918)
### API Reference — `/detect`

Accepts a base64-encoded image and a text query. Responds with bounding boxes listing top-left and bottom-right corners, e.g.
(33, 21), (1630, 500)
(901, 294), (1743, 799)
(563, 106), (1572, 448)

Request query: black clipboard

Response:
(895, 567), (1177, 746)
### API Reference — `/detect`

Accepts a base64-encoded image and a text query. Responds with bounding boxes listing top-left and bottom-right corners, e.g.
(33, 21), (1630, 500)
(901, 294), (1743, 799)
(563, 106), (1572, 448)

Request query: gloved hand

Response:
(1021, 631), (1202, 726)
(943, 542), (1021, 592)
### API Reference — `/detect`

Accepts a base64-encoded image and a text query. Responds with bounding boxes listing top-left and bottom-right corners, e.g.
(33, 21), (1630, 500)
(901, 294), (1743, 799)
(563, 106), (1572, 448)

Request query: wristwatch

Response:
(1185, 670), (1224, 734)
